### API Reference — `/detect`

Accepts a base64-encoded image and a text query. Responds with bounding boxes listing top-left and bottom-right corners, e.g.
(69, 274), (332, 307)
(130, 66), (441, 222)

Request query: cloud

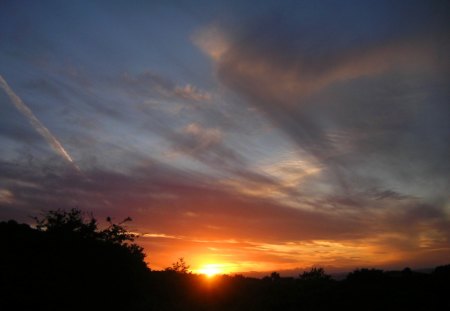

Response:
(193, 17), (450, 196)
(166, 122), (247, 172)
(183, 122), (222, 145)
(0, 189), (14, 204)
(174, 84), (211, 101)
(172, 122), (223, 156)
(121, 71), (211, 103)
(195, 25), (441, 102)
(164, 122), (285, 194)
(192, 25), (230, 61)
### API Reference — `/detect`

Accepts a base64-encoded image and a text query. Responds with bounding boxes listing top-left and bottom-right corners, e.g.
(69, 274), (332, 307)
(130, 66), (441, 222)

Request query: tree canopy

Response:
(1, 208), (149, 311)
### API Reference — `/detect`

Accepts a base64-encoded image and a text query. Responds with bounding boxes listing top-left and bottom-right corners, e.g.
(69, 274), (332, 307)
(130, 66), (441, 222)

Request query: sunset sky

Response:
(1, 0), (449, 275)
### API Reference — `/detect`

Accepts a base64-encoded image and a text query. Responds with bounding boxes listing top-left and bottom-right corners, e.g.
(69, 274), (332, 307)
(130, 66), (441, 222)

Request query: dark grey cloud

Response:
(203, 2), (450, 199)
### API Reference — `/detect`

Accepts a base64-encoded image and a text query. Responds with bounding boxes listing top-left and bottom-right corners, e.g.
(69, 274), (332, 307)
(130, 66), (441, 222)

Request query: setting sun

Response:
(197, 264), (222, 277)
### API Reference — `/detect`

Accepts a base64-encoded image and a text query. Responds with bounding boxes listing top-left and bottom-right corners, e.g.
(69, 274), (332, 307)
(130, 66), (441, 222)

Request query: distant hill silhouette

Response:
(1, 208), (449, 311)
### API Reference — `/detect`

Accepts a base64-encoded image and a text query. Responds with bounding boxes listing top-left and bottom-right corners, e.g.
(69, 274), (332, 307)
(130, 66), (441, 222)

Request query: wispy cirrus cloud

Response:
(121, 71), (211, 103)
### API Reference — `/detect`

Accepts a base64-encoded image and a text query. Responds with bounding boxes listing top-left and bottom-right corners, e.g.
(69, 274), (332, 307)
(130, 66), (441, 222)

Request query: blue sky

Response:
(1, 0), (449, 273)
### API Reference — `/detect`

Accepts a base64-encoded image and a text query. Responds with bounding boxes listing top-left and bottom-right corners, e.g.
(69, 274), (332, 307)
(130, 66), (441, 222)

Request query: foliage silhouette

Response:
(299, 267), (331, 281)
(1, 209), (148, 311)
(166, 257), (191, 273)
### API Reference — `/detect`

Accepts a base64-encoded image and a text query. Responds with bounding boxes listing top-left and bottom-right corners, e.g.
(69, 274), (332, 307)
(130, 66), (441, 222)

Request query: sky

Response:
(0, 0), (449, 275)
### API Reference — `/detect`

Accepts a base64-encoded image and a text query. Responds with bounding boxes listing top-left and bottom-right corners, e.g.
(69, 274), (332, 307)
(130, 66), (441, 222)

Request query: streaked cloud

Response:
(121, 71), (211, 103)
(175, 84), (211, 102)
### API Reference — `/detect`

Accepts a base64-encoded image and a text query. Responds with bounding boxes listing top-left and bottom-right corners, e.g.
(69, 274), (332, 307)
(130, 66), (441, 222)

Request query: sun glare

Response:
(198, 264), (222, 278)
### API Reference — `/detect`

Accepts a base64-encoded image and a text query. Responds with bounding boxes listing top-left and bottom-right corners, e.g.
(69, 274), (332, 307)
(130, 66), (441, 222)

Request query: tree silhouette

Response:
(166, 257), (191, 273)
(1, 208), (149, 311)
(34, 209), (136, 243)
(300, 267), (331, 281)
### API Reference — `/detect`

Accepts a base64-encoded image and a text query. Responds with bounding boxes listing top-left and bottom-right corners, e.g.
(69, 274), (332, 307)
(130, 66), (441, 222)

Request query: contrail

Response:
(0, 74), (80, 172)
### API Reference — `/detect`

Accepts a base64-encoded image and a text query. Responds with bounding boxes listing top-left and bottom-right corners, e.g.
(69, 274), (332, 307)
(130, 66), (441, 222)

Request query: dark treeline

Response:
(1, 209), (449, 311)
